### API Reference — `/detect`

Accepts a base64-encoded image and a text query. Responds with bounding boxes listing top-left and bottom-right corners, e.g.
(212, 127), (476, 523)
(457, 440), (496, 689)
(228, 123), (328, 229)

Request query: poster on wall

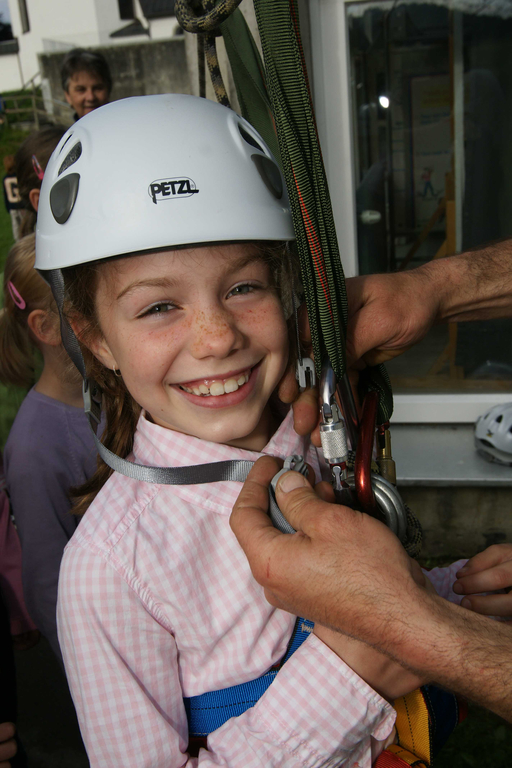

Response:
(410, 74), (451, 230)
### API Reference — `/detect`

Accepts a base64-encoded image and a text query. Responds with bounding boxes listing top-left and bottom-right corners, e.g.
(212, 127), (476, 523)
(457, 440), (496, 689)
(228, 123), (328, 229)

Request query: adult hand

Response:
(231, 458), (512, 721)
(453, 543), (512, 617)
(279, 268), (441, 439)
(345, 270), (440, 368)
(230, 456), (427, 646)
(0, 722), (16, 768)
(278, 304), (320, 441)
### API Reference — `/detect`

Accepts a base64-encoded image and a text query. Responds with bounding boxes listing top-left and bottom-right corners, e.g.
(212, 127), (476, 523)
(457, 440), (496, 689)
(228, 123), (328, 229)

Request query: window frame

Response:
(306, 0), (512, 423)
(18, 0), (30, 34)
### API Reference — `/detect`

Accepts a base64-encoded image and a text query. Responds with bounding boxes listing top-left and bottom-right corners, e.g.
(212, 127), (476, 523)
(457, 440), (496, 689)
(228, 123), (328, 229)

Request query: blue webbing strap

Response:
(184, 617), (314, 737)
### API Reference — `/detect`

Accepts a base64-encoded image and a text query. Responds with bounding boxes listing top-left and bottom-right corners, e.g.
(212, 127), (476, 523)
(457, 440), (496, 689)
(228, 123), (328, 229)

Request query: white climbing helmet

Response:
(35, 94), (294, 271)
(474, 403), (512, 465)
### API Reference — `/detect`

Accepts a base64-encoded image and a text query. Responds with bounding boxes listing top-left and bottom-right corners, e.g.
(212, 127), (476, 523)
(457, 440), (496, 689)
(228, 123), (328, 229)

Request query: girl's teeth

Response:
(181, 369), (252, 396)
(209, 381), (225, 396)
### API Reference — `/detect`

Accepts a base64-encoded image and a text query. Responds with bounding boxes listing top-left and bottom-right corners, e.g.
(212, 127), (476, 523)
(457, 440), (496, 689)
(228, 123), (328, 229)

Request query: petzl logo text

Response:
(148, 177), (199, 204)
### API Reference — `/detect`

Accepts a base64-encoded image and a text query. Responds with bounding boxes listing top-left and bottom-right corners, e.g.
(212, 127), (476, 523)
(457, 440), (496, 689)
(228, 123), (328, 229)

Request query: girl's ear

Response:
(70, 318), (118, 371)
(27, 309), (61, 347)
(29, 188), (40, 212)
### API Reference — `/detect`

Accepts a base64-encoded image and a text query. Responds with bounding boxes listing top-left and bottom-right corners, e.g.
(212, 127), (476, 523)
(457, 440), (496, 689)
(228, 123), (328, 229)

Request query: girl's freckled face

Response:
(91, 243), (289, 450)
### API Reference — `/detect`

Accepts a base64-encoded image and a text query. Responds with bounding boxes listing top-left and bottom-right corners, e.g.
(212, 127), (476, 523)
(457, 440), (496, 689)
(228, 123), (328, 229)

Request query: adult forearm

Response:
(374, 590), (512, 721)
(420, 238), (512, 324)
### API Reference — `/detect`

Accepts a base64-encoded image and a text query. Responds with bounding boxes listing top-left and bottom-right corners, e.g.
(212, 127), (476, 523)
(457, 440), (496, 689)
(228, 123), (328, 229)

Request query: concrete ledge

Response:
(392, 424), (512, 486)
(390, 424), (512, 557)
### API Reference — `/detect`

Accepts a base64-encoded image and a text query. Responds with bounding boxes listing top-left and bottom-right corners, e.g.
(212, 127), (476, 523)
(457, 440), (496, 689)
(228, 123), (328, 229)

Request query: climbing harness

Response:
(184, 617), (314, 755)
(373, 686), (465, 768)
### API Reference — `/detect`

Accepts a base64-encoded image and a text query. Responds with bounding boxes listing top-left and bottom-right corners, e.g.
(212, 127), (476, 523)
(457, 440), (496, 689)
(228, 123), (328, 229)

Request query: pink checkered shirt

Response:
(57, 410), (462, 767)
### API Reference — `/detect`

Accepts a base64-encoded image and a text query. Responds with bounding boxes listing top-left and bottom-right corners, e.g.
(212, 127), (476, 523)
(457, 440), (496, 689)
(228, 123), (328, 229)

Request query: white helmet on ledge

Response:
(35, 93), (294, 272)
(474, 403), (512, 465)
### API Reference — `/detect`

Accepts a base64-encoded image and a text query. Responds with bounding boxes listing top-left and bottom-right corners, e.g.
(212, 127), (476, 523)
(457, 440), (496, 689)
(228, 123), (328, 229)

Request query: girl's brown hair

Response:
(0, 234), (58, 387)
(15, 125), (66, 237)
(62, 242), (299, 515)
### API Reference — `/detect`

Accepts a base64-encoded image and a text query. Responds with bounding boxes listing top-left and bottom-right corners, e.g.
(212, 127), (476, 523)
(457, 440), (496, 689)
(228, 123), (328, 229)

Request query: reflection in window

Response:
(348, 2), (512, 394)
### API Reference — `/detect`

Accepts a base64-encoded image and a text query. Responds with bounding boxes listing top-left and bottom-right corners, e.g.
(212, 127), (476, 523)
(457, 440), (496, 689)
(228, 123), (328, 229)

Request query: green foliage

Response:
(3, 87), (43, 126)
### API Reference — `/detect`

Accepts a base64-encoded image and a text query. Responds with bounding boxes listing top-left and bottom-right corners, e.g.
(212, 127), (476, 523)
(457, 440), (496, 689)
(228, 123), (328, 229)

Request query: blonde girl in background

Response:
(0, 234), (98, 660)
(33, 94), (450, 768)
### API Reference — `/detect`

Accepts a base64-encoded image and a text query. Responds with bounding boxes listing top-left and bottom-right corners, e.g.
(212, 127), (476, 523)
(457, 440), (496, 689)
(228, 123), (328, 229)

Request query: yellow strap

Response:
(386, 744), (429, 767)
(393, 689), (432, 765)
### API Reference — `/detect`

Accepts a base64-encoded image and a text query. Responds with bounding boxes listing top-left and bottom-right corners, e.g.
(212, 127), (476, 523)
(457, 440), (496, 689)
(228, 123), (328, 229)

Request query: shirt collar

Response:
(132, 409), (312, 512)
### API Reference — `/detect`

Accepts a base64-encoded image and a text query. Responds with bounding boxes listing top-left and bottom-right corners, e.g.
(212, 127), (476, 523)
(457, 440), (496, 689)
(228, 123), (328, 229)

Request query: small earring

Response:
(113, 366), (122, 377)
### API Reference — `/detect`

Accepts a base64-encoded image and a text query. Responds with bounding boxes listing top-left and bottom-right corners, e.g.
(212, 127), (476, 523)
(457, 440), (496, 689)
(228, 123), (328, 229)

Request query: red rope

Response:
(292, 167), (334, 323)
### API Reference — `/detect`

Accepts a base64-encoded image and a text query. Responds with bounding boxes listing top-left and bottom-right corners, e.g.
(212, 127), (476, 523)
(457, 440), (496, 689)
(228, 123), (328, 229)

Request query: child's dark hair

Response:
(0, 234), (58, 387)
(15, 125), (67, 236)
(60, 48), (112, 94)
(62, 241), (299, 515)
(3, 155), (15, 174)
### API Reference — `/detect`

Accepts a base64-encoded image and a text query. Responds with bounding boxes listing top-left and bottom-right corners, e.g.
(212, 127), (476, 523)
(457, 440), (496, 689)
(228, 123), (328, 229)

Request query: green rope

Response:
(251, 0), (393, 423)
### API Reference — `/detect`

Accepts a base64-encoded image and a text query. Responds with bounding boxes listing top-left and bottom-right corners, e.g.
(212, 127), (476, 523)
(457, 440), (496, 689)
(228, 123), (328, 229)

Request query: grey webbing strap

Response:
(86, 406), (254, 484)
(46, 269), (87, 379)
(101, 442), (253, 484)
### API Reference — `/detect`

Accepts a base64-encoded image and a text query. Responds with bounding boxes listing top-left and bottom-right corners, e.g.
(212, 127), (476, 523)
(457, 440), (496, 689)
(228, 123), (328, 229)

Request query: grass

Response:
(0, 122), (32, 450)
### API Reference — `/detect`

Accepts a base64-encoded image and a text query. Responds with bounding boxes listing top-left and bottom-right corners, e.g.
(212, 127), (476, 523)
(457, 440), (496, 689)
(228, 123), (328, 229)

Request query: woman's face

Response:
(90, 243), (289, 451)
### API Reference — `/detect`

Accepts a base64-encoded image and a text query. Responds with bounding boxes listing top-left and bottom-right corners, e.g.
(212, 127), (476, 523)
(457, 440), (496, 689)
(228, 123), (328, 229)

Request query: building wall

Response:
(149, 17), (178, 40)
(401, 486), (512, 559)
(7, 0), (124, 86)
(92, 0), (125, 46)
(39, 37), (191, 123)
(0, 51), (23, 90)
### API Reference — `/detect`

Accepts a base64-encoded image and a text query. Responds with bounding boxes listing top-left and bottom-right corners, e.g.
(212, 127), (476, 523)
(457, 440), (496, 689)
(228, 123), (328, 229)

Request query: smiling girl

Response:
(36, 95), (423, 767)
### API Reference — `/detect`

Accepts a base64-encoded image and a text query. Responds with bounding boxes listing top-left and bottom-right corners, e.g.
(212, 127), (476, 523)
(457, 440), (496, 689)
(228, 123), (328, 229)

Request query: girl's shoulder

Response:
(75, 468), (163, 552)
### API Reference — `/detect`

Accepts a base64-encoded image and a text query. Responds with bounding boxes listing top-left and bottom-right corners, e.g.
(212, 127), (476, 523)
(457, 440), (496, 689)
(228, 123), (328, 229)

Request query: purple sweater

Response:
(4, 388), (98, 659)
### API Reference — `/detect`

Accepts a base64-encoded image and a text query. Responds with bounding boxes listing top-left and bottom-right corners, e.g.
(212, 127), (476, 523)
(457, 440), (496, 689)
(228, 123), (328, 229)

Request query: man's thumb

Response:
(275, 471), (320, 531)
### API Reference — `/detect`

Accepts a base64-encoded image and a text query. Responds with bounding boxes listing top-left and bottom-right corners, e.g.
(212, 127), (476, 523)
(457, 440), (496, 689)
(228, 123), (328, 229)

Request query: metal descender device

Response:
(269, 359), (407, 545)
(319, 361), (408, 543)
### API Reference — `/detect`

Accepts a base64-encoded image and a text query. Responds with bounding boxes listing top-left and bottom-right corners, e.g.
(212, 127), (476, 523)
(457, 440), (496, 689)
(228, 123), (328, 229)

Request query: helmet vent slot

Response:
(251, 154), (283, 200)
(239, 124), (264, 152)
(58, 133), (73, 155)
(480, 439), (495, 448)
(59, 142), (82, 175)
(50, 173), (80, 224)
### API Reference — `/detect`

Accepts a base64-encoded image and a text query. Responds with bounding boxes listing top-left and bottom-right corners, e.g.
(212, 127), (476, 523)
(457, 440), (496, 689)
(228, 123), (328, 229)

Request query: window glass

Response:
(347, 1), (512, 395)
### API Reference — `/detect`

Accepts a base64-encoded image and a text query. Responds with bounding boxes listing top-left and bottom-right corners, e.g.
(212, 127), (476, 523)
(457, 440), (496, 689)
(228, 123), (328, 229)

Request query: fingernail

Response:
(452, 582), (463, 594)
(277, 472), (309, 493)
(460, 598), (472, 610)
(457, 566), (468, 576)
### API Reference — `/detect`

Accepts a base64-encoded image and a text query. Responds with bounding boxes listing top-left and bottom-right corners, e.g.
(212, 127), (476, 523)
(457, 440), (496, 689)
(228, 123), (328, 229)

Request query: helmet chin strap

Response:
(43, 268), (305, 520)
